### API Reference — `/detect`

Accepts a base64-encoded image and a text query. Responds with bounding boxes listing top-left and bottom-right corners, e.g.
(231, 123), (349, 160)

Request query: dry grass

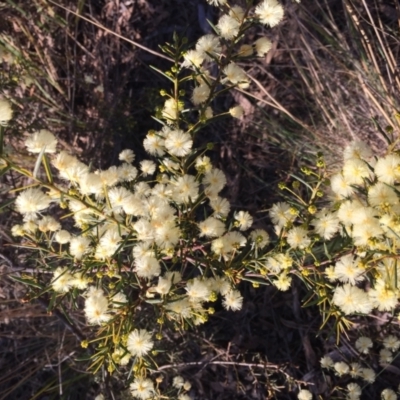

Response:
(277, 0), (400, 163)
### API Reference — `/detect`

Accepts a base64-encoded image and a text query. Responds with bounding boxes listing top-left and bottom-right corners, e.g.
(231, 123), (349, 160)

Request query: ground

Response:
(1, 0), (399, 399)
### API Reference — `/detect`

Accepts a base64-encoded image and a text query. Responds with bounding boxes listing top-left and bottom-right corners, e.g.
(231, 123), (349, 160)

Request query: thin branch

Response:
(155, 360), (281, 372)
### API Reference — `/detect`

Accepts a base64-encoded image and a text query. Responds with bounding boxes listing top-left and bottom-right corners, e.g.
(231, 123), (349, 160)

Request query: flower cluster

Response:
(6, 0), (400, 399)
(327, 141), (400, 315)
(3, 1), (292, 399)
(320, 333), (400, 399)
(259, 139), (400, 319)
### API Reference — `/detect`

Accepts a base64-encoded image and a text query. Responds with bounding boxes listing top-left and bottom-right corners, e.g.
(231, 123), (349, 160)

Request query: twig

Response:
(0, 253), (13, 267)
(155, 360), (280, 372)
(58, 329), (66, 396)
(0, 252), (53, 275)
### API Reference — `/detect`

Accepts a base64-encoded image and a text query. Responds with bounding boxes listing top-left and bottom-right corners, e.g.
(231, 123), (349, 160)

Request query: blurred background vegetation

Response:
(1, 0), (399, 399)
